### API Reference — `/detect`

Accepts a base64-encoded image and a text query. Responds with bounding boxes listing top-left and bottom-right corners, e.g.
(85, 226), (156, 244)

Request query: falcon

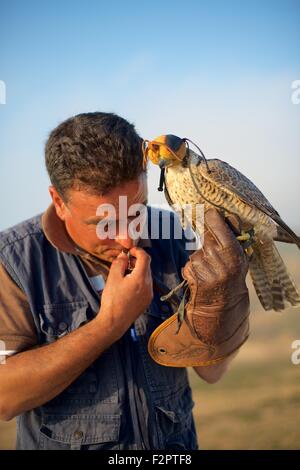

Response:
(143, 134), (300, 312)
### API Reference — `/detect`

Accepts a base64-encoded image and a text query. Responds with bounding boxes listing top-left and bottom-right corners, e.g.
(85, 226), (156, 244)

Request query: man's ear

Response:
(48, 186), (68, 221)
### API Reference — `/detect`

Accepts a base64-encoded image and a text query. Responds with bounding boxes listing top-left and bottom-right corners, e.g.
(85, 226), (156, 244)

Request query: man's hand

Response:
(182, 208), (250, 345)
(185, 208), (249, 308)
(189, 208), (249, 297)
(184, 209), (250, 382)
(97, 247), (153, 341)
(148, 208), (250, 372)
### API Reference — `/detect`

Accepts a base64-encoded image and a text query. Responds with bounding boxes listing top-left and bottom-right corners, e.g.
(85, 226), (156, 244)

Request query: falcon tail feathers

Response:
(249, 240), (300, 312)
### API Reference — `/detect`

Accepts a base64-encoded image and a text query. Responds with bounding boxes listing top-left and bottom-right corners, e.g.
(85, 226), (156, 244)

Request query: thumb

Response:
(108, 252), (128, 279)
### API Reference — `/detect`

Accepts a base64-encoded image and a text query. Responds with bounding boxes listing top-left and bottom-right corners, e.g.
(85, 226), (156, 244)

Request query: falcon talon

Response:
(236, 228), (256, 253)
(236, 231), (251, 242)
(245, 246), (254, 258)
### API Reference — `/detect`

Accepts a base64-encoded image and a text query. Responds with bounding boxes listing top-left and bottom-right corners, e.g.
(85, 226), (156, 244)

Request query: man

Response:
(0, 112), (250, 450)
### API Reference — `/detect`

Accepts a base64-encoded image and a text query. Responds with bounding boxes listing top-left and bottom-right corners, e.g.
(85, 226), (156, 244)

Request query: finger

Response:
(108, 252), (129, 279)
(129, 247), (151, 278)
(202, 224), (220, 250)
(204, 208), (239, 249)
(129, 256), (137, 269)
(190, 261), (217, 284)
(225, 213), (244, 236)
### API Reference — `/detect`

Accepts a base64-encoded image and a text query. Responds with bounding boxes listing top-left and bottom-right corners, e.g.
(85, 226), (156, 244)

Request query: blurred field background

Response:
(0, 243), (299, 450)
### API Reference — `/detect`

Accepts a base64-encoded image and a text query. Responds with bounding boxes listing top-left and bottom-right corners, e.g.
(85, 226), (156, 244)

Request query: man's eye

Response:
(87, 216), (140, 227)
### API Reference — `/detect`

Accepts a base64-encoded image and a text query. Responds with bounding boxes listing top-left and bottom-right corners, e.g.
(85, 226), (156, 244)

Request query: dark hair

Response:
(45, 112), (145, 200)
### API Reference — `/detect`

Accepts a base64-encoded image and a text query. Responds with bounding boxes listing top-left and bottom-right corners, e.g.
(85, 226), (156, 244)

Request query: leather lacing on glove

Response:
(159, 279), (189, 334)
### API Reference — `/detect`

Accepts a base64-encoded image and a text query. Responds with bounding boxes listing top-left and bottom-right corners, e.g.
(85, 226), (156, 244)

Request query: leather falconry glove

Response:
(148, 208), (250, 367)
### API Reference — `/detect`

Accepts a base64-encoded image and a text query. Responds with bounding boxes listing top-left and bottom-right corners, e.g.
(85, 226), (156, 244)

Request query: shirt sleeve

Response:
(0, 263), (38, 353)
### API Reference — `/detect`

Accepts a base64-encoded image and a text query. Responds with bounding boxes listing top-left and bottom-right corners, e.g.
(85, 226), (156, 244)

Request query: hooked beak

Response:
(158, 158), (170, 169)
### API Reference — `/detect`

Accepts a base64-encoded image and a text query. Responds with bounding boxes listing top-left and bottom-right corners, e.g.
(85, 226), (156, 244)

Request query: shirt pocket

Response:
(39, 414), (121, 450)
(38, 300), (90, 343)
(37, 300), (119, 404)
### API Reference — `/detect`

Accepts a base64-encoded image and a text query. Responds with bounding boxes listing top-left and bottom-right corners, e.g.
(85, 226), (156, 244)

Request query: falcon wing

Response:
(190, 156), (300, 247)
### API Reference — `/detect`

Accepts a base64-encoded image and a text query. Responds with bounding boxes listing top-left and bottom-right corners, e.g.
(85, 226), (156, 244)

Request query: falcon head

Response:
(142, 134), (187, 169)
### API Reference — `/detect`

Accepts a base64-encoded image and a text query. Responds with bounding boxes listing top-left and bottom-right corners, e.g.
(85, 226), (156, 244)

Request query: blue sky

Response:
(0, 0), (299, 230)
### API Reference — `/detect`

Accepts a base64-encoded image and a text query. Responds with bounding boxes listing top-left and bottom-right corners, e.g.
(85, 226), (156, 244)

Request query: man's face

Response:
(49, 174), (148, 262)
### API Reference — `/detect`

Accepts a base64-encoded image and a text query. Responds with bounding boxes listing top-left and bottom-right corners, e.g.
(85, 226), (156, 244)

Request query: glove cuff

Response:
(148, 296), (250, 367)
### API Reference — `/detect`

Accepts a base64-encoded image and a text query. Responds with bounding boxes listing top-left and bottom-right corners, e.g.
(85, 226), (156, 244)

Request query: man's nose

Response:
(115, 228), (136, 250)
